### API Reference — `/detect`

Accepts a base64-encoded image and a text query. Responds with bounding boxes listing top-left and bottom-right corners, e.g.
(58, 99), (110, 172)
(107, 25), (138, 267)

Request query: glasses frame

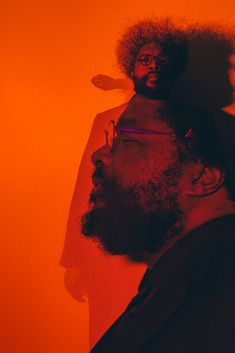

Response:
(105, 120), (179, 153)
(136, 54), (169, 67)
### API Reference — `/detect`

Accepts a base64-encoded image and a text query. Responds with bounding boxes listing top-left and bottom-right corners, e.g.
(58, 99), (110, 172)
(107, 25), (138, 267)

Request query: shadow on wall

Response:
(62, 23), (235, 350)
(174, 25), (234, 112)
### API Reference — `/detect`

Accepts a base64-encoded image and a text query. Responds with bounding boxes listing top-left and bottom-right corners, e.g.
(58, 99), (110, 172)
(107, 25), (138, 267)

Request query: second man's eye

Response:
(122, 139), (142, 145)
(138, 55), (151, 65)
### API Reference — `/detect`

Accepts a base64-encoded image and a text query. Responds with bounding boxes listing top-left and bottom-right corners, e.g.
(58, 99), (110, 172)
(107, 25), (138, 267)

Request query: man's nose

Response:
(91, 144), (112, 167)
(149, 59), (160, 71)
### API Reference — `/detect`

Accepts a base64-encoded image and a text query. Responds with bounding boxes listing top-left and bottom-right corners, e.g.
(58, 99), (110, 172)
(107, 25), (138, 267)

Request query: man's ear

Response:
(188, 165), (225, 197)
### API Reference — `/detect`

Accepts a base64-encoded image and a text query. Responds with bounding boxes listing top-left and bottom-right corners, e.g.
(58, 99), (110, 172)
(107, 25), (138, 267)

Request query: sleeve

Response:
(60, 103), (128, 268)
(60, 112), (107, 267)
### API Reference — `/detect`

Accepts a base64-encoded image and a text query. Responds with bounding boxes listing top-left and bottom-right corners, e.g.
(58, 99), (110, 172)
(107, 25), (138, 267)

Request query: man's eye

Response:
(138, 56), (150, 64)
(122, 139), (141, 144)
(156, 54), (169, 65)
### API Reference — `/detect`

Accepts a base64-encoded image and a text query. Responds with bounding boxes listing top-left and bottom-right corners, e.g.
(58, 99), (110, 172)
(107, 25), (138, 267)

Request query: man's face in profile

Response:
(82, 99), (186, 257)
(132, 42), (174, 98)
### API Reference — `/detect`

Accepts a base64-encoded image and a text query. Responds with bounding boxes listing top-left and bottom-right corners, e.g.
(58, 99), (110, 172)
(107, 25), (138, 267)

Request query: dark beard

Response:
(81, 164), (184, 257)
(133, 75), (171, 100)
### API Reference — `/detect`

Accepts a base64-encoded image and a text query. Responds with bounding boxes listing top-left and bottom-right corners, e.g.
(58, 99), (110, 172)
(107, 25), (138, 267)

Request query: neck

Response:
(143, 227), (187, 269)
(184, 196), (235, 236)
(144, 193), (235, 269)
(136, 88), (172, 101)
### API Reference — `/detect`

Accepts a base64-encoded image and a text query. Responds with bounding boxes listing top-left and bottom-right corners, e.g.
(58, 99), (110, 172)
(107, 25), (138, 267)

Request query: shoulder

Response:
(95, 102), (129, 121)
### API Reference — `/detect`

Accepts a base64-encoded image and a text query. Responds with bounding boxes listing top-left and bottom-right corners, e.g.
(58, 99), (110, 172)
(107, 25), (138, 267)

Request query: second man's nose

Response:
(91, 143), (112, 167)
(149, 59), (160, 71)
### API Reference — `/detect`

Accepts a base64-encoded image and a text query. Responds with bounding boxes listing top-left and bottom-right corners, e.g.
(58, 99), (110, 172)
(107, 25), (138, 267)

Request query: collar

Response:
(91, 215), (235, 353)
(122, 215), (235, 319)
(140, 215), (235, 292)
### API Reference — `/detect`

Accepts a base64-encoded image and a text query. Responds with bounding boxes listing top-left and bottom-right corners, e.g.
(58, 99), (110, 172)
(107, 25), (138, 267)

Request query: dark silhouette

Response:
(85, 96), (235, 353)
(61, 19), (235, 348)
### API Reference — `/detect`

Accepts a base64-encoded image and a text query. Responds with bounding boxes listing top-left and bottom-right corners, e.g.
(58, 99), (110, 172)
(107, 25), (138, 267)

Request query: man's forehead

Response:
(118, 96), (172, 131)
(138, 42), (162, 55)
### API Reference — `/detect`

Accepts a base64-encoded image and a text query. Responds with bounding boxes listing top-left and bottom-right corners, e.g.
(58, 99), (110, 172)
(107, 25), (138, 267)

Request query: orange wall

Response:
(1, 1), (235, 353)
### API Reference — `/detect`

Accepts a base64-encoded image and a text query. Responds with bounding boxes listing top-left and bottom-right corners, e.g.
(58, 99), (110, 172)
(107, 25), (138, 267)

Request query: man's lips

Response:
(92, 176), (103, 186)
(147, 73), (158, 81)
(90, 183), (106, 208)
(91, 176), (104, 194)
(92, 184), (103, 194)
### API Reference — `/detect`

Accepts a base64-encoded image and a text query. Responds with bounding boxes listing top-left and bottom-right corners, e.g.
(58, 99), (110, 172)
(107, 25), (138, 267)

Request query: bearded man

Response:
(61, 19), (189, 346)
(82, 95), (235, 353)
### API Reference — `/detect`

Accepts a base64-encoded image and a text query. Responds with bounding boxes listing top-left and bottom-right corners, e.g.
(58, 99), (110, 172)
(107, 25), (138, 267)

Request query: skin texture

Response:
(131, 43), (174, 99)
(91, 43), (175, 98)
(132, 43), (163, 87)
(65, 41), (185, 346)
(64, 25), (235, 348)
(82, 146), (184, 256)
(82, 99), (185, 260)
(62, 103), (146, 346)
(82, 97), (235, 267)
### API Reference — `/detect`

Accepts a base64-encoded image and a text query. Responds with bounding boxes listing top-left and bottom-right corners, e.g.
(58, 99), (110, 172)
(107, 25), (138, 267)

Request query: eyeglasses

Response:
(105, 120), (196, 152)
(136, 54), (169, 67)
(105, 120), (177, 152)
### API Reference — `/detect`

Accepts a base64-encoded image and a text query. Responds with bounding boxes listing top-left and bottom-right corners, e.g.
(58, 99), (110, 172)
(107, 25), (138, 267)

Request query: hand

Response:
(91, 74), (119, 90)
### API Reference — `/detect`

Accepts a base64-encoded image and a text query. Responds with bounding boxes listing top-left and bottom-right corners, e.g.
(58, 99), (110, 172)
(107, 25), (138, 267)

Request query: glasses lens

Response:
(105, 120), (116, 149)
(156, 54), (169, 66)
(138, 54), (152, 66)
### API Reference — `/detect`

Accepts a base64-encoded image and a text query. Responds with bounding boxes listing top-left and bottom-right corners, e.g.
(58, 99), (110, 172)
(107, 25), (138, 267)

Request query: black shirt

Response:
(91, 215), (235, 353)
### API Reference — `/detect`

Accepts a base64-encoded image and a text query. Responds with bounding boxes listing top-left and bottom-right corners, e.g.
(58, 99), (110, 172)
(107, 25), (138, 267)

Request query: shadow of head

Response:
(174, 25), (235, 112)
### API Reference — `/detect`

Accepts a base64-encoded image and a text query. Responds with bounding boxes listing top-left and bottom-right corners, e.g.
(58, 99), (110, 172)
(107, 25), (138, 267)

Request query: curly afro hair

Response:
(116, 18), (189, 79)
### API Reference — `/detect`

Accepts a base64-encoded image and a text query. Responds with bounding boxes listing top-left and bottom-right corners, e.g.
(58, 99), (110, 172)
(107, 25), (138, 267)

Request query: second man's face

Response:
(82, 98), (187, 256)
(132, 42), (173, 99)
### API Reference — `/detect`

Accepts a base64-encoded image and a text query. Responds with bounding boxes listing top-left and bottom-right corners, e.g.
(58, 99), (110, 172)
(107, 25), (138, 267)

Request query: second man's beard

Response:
(81, 164), (185, 257)
(133, 75), (172, 100)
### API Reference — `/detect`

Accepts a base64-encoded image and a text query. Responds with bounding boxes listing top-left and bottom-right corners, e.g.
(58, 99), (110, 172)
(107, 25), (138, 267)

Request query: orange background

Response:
(1, 1), (235, 353)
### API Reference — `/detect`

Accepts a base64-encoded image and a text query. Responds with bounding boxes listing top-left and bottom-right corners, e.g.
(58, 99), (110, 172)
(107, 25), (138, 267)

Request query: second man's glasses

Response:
(137, 54), (169, 67)
(105, 120), (177, 152)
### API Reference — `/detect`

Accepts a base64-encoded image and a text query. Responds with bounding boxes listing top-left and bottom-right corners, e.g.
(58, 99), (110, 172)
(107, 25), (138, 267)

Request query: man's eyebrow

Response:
(137, 52), (150, 56)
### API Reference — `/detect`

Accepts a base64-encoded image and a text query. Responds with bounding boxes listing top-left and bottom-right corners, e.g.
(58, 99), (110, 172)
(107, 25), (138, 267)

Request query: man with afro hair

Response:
(61, 18), (190, 348)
